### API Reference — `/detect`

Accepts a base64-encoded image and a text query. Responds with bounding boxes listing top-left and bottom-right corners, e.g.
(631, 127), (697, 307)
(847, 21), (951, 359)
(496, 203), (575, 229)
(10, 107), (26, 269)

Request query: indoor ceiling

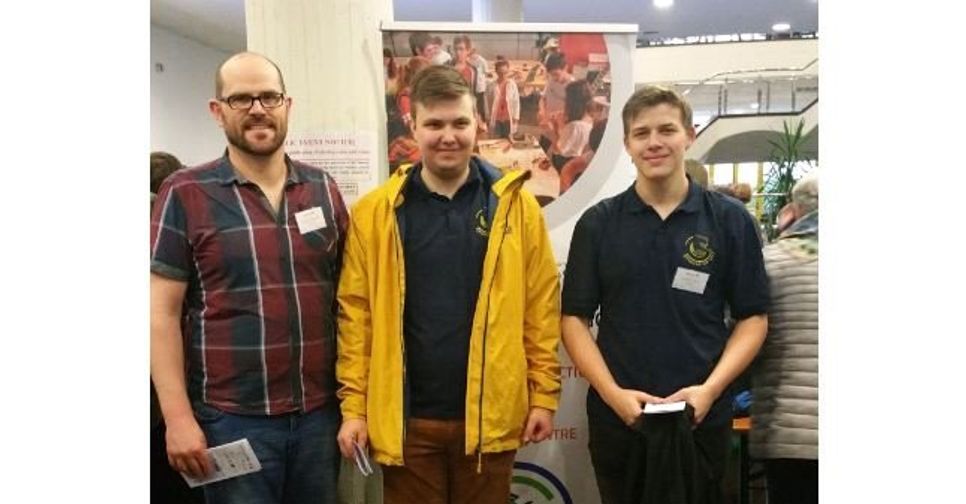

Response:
(151, 0), (818, 52)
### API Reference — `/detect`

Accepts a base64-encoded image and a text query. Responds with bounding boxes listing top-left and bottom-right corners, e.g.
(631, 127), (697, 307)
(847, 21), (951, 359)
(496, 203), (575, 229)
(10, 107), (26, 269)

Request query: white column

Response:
(471, 0), (523, 22)
(244, 4), (391, 501)
(246, 0), (394, 182)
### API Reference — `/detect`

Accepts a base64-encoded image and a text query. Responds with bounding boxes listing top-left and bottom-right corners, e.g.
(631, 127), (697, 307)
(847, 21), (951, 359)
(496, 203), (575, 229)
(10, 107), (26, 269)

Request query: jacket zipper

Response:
(395, 205), (408, 464)
(476, 184), (519, 473)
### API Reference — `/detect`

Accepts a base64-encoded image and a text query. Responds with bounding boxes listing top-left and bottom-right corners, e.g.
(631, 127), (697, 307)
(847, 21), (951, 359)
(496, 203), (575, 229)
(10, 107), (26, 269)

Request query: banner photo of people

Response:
(383, 30), (612, 208)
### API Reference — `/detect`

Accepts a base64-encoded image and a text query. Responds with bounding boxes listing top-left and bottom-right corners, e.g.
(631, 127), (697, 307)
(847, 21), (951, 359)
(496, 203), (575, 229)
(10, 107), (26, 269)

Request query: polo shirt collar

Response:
(621, 174), (704, 215)
(677, 174), (704, 214)
(406, 162), (482, 200)
(215, 150), (301, 186)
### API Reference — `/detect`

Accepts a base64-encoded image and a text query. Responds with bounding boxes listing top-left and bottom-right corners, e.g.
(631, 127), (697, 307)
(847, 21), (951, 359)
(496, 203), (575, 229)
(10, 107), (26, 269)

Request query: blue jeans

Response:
(194, 402), (340, 504)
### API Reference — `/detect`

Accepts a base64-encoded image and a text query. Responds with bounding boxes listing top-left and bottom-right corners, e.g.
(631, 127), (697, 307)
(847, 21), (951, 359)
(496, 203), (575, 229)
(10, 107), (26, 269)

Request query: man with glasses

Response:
(151, 51), (348, 504)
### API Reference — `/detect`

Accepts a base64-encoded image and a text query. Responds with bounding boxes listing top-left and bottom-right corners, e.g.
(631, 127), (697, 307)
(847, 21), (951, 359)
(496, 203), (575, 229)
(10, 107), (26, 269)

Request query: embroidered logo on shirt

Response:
(683, 234), (715, 267)
(474, 209), (490, 237)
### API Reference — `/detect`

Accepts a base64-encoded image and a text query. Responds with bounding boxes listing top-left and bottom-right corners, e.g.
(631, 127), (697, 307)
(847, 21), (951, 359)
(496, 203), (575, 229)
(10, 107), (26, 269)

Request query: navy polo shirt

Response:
(562, 177), (768, 428)
(401, 165), (489, 419)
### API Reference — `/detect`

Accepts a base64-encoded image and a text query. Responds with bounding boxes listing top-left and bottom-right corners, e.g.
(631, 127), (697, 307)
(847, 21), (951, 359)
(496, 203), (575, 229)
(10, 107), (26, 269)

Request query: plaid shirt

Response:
(150, 154), (348, 416)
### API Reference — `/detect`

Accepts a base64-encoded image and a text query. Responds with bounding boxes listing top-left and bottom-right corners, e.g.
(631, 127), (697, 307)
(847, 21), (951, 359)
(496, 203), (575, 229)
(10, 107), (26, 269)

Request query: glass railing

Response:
(661, 59), (817, 131)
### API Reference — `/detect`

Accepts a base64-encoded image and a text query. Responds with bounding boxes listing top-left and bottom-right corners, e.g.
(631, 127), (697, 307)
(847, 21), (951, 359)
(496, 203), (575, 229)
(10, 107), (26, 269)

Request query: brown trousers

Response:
(382, 418), (517, 504)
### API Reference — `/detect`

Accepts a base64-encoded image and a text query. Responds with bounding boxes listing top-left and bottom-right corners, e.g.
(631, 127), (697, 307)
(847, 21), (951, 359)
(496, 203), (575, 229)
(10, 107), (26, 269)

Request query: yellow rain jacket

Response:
(336, 158), (561, 466)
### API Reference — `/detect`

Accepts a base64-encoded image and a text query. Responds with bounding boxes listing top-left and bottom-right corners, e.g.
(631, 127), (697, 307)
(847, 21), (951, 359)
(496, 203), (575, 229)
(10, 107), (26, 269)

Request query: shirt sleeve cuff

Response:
(529, 392), (559, 412)
(561, 303), (597, 320)
(151, 261), (189, 281)
(731, 304), (768, 320)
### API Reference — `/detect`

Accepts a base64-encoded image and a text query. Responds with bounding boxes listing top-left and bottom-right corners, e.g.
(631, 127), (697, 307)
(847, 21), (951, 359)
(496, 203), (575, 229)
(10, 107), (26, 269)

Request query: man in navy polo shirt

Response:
(151, 52), (348, 504)
(335, 66), (561, 504)
(561, 85), (769, 503)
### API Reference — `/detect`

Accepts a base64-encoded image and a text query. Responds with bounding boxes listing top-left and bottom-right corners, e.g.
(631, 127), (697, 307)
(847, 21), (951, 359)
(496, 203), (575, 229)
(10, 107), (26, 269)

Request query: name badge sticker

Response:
(295, 206), (327, 234)
(672, 267), (709, 295)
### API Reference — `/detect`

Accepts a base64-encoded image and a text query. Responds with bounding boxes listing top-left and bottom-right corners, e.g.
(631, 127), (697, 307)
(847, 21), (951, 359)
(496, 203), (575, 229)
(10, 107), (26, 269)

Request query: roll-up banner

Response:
(382, 21), (638, 504)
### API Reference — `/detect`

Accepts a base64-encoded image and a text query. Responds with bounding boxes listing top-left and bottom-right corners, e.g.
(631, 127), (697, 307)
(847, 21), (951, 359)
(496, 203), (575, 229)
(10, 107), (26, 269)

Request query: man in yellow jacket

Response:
(335, 65), (562, 504)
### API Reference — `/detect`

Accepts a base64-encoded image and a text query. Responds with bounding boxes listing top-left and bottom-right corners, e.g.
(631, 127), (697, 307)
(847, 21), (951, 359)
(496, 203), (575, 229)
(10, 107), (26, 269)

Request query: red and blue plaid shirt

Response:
(150, 154), (348, 416)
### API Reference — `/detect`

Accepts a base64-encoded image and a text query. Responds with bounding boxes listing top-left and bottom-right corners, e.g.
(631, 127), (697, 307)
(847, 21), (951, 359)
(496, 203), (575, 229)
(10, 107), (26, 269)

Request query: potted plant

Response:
(759, 118), (815, 241)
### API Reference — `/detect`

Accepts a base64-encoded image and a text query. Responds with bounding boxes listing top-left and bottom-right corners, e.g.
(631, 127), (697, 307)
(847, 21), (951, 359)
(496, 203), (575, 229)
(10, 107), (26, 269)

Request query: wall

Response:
(393, 0), (470, 21)
(151, 24), (232, 166)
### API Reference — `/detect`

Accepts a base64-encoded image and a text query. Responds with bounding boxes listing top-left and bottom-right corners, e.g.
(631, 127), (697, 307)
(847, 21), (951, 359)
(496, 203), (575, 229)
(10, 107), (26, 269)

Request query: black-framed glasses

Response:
(219, 92), (286, 110)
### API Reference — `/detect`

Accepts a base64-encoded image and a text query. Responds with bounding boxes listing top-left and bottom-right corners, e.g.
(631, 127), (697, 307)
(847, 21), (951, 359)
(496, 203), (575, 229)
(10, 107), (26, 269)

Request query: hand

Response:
(663, 385), (717, 426)
(165, 416), (212, 479)
(337, 418), (369, 459)
(521, 407), (554, 444)
(604, 388), (663, 427)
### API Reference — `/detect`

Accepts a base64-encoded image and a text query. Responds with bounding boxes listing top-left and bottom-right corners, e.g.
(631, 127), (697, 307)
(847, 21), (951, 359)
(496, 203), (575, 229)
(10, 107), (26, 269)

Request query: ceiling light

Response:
(654, 0), (674, 9)
(772, 22), (791, 32)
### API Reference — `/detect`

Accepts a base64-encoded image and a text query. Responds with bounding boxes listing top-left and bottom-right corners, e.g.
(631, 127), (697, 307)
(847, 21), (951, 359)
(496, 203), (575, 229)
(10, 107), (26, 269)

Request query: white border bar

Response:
(381, 21), (638, 34)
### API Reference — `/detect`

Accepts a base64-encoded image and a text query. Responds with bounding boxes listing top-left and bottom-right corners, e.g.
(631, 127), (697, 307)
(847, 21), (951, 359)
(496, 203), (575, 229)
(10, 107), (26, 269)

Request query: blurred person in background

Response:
(151, 151), (183, 207)
(750, 172), (819, 504)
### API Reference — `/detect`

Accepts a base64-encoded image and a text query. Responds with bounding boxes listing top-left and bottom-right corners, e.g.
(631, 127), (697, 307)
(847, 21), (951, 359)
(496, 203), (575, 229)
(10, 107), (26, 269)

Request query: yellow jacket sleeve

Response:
(520, 192), (562, 411)
(336, 214), (372, 420)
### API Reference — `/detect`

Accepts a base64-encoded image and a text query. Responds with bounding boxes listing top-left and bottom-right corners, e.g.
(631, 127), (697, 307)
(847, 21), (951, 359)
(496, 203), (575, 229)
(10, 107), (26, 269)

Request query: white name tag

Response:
(294, 206), (327, 234)
(672, 267), (709, 294)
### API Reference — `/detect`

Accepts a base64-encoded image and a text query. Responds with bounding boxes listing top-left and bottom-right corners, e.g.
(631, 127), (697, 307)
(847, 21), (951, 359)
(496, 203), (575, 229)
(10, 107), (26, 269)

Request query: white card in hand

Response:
(182, 438), (262, 488)
(671, 267), (709, 294)
(295, 206), (327, 234)
(643, 401), (687, 414)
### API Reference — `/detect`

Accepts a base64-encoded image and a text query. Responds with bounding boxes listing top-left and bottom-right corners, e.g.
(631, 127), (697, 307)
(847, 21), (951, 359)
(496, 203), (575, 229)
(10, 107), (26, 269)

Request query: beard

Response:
(225, 116), (288, 157)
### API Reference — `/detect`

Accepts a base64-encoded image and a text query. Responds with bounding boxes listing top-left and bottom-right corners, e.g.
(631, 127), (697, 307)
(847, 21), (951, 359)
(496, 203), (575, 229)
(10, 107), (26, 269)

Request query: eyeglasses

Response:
(219, 92), (286, 110)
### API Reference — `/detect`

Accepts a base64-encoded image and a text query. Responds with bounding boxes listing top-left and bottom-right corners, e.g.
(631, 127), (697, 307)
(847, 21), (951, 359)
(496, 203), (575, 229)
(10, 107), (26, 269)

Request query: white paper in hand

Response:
(643, 401), (687, 415)
(353, 440), (374, 476)
(182, 438), (262, 488)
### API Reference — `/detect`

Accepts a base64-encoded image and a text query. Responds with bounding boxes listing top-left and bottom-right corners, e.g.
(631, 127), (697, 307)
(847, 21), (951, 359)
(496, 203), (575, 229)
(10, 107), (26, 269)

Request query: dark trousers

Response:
(551, 153), (573, 173)
(589, 414), (731, 504)
(493, 120), (511, 139)
(764, 459), (818, 504)
(475, 92), (487, 122)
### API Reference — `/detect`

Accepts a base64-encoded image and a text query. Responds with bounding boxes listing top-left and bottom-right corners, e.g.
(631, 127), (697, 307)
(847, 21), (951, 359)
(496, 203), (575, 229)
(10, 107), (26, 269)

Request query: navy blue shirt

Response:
(401, 165), (489, 419)
(562, 178), (768, 428)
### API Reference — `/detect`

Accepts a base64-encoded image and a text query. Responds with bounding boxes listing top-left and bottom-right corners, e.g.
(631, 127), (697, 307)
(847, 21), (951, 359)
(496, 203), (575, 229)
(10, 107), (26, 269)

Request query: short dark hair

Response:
(214, 52), (287, 98)
(409, 65), (474, 120)
(408, 32), (434, 56)
(494, 57), (509, 71)
(151, 151), (183, 194)
(453, 34), (472, 50)
(545, 52), (567, 72)
(621, 85), (693, 137)
(589, 120), (606, 152)
(564, 80), (592, 123)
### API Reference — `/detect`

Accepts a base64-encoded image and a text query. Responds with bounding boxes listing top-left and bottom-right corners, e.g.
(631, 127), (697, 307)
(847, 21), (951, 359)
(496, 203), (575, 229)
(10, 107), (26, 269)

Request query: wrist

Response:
(599, 383), (623, 406)
(164, 410), (197, 427)
(701, 380), (724, 400)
